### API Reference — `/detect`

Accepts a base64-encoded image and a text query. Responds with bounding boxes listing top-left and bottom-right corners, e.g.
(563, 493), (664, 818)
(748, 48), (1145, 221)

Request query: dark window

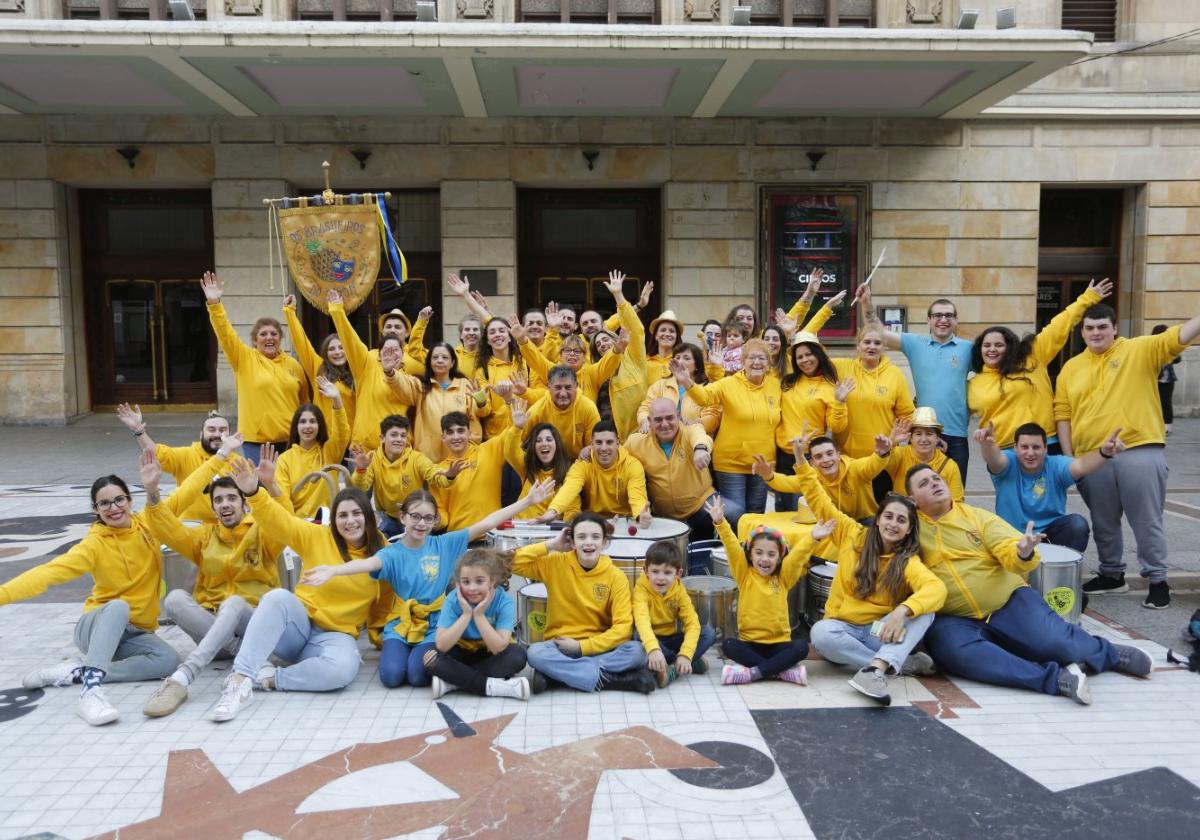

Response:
(1062, 0), (1118, 43)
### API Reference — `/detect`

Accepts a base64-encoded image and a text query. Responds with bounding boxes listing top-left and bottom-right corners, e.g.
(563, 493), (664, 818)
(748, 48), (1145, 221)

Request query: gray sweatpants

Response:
(163, 589), (254, 682)
(73, 600), (179, 683)
(1077, 444), (1169, 584)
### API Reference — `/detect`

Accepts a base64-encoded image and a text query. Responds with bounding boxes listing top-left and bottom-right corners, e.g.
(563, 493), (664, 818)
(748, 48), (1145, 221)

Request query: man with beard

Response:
(522, 366), (601, 461)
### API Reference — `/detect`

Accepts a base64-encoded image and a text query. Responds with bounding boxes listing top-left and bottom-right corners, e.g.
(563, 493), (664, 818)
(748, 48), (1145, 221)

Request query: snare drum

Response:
(804, 562), (837, 627)
(610, 516), (689, 559)
(683, 575), (738, 640)
(710, 547), (731, 580)
(486, 523), (561, 553)
(1028, 544), (1083, 624)
(607, 538), (656, 586)
(518, 582), (549, 646)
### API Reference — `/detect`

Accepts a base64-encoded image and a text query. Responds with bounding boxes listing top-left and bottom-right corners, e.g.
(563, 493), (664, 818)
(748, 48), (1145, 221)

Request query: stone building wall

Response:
(1, 114), (1200, 422)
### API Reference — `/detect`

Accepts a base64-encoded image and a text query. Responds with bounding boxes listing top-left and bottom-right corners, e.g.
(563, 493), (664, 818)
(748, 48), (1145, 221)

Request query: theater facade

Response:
(0, 2), (1197, 423)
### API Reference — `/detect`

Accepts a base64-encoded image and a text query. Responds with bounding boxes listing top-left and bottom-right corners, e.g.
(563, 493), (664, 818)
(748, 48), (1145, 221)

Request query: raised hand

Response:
(834, 377), (856, 402)
(605, 269), (626, 300)
(750, 454), (775, 481)
(200, 270), (223, 303)
(855, 284), (873, 312)
(491, 380), (514, 400)
(545, 301), (562, 330)
(315, 374), (340, 400)
(703, 495), (726, 526)
(444, 459), (467, 481)
(811, 518), (836, 541)
(614, 328), (631, 354)
(218, 431), (245, 459)
(973, 421), (996, 445)
(874, 433), (895, 458)
(825, 289), (848, 309)
(379, 343), (403, 374)
(138, 448), (162, 492)
(891, 418), (912, 446)
(670, 355), (696, 390)
(788, 422), (814, 460)
(510, 397), (529, 430)
(1017, 521), (1046, 559)
(350, 444), (373, 472)
(283, 294), (297, 308)
(417, 305), (433, 323)
(511, 368), (529, 397)
(116, 402), (144, 432)
(527, 477), (557, 507)
(1088, 277), (1114, 299)
(802, 267), (825, 303)
(705, 339), (726, 369)
(325, 288), (342, 305)
(774, 308), (798, 339)
(637, 280), (654, 310)
(505, 313), (527, 343)
(256, 443), (278, 485)
(230, 457), (260, 495)
(447, 273), (469, 296)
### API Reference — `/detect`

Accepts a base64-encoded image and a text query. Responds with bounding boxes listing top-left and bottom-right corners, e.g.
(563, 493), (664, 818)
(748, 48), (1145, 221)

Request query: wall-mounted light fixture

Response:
(351, 150), (372, 171)
(956, 9), (978, 29)
(116, 147), (140, 169)
(582, 150), (599, 171)
(806, 151), (826, 172)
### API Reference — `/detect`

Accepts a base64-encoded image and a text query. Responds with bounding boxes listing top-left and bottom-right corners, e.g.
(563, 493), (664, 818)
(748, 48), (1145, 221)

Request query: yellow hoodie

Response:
(606, 300), (651, 439)
(833, 355), (915, 458)
(385, 372), (481, 462)
(207, 301), (308, 443)
(715, 520), (807, 644)
(404, 316), (479, 380)
(686, 371), (783, 473)
(523, 393), (600, 460)
(777, 375), (848, 449)
(430, 432), (512, 532)
(632, 575), (701, 658)
(519, 339), (623, 406)
(284, 303), (357, 431)
(791, 456), (946, 625)
(1054, 324), (1189, 454)
(767, 452), (887, 521)
(352, 445), (451, 520)
(623, 424), (715, 519)
(886, 446), (963, 502)
(273, 405), (351, 518)
(918, 502), (1038, 619)
(501, 432), (580, 521)
(0, 514), (164, 631)
(512, 542), (633, 656)
(246, 488), (382, 635)
(968, 287), (1102, 447)
(637, 376), (722, 435)
(474, 354), (540, 439)
(155, 441), (234, 522)
(547, 447), (649, 518)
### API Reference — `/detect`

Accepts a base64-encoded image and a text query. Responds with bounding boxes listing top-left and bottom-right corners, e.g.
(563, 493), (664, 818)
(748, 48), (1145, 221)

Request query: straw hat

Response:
(789, 330), (822, 348)
(377, 308), (412, 333)
(649, 310), (684, 338)
(910, 406), (943, 431)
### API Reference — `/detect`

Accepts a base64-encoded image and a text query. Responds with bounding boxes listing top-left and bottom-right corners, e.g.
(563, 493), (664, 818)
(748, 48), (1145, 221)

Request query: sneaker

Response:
(1082, 574), (1128, 595)
(901, 652), (937, 676)
(691, 656), (708, 675)
(253, 665), (277, 691)
(848, 667), (891, 706)
(778, 665), (808, 685)
(430, 676), (456, 700)
(143, 678), (188, 718)
(1144, 581), (1170, 610)
(721, 664), (753, 686)
(77, 687), (119, 726)
(1057, 663), (1091, 706)
(654, 665), (677, 689)
(1114, 645), (1153, 678)
(22, 659), (80, 690)
(529, 670), (555, 695)
(599, 667), (656, 694)
(208, 675), (253, 722)
(485, 676), (530, 700)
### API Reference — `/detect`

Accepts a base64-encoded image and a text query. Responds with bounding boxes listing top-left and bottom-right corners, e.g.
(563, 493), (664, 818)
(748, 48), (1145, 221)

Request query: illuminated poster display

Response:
(765, 189), (865, 338)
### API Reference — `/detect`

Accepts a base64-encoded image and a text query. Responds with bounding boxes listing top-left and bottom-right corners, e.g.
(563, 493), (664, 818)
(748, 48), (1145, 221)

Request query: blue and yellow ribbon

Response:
(375, 193), (408, 285)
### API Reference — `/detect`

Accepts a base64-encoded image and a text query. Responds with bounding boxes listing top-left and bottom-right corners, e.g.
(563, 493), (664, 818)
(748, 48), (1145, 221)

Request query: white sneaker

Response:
(77, 687), (119, 726)
(23, 659), (80, 689)
(484, 676), (530, 700)
(430, 676), (456, 700)
(208, 675), (253, 722)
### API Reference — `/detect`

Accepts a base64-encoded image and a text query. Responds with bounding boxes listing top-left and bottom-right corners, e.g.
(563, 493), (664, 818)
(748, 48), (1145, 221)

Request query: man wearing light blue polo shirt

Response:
(860, 288), (972, 479)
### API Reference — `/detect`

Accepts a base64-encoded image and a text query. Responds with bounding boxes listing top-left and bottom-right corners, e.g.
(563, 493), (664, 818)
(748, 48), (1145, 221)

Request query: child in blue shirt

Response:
(425, 548), (529, 700)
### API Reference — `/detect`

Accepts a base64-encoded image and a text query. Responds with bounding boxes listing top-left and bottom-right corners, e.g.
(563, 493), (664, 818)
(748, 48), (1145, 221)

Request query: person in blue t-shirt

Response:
(975, 421), (1125, 552)
(424, 547), (530, 701)
(302, 480), (553, 688)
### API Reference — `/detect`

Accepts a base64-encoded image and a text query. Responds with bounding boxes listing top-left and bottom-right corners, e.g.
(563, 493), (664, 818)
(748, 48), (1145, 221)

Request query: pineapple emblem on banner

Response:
(267, 161), (407, 315)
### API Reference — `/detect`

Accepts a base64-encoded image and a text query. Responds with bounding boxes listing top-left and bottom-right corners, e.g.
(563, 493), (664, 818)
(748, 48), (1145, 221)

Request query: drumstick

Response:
(861, 247), (887, 288)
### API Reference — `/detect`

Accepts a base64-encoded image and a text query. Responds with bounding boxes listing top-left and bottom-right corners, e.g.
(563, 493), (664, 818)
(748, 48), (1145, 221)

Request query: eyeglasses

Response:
(560, 347), (584, 355)
(929, 313), (957, 321)
(95, 495), (132, 511)
(405, 512), (438, 524)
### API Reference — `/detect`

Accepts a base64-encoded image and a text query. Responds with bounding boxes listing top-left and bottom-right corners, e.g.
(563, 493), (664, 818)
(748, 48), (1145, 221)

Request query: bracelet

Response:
(132, 427), (146, 437)
(1099, 448), (1113, 459)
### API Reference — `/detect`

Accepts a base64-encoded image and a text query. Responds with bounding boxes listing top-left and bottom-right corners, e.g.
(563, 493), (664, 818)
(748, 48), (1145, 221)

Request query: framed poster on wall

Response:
(762, 186), (868, 339)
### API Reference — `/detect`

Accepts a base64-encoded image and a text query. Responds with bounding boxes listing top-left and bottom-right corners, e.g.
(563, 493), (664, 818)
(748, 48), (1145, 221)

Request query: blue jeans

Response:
(526, 639), (646, 692)
(924, 587), (1119, 696)
(73, 600), (179, 683)
(377, 512), (404, 540)
(241, 441), (288, 467)
(650, 626), (717, 665)
(941, 435), (969, 483)
(379, 638), (437, 688)
(811, 612), (935, 674)
(1042, 513), (1090, 554)
(233, 589), (361, 692)
(712, 470), (768, 532)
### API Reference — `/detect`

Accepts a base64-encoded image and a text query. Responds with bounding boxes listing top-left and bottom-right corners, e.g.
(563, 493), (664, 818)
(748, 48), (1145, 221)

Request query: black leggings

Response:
(425, 644), (527, 695)
(723, 638), (808, 677)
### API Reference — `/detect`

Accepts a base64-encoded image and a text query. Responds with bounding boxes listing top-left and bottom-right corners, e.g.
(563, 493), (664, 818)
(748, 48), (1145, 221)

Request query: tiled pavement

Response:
(2, 419), (1200, 838)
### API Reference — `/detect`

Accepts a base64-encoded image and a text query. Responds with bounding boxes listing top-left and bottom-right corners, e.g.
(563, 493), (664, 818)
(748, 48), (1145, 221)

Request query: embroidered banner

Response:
(278, 202), (381, 314)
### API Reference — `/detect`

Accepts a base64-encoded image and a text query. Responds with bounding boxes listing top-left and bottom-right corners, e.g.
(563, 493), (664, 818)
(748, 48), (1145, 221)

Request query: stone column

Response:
(440, 180), (516, 337)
